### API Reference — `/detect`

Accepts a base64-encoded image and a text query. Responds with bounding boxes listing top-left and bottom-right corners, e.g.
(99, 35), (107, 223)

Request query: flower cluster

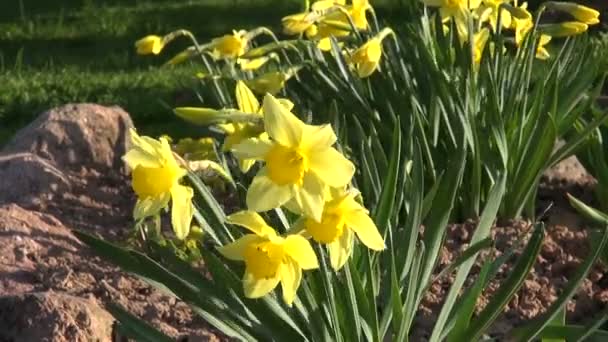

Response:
(123, 81), (385, 305)
(422, 0), (600, 62)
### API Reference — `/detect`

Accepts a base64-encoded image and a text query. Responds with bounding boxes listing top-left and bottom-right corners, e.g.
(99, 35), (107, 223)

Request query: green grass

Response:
(0, 0), (305, 145)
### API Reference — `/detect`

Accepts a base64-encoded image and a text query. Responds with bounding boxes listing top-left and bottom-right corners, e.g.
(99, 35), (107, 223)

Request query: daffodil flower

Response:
(303, 188), (385, 270)
(535, 34), (552, 60)
(348, 28), (394, 78)
(123, 129), (194, 239)
(546, 1), (600, 25)
(237, 53), (278, 71)
(476, 0), (512, 31)
(423, 0), (482, 42)
(472, 28), (490, 67)
(233, 94), (355, 221)
(218, 211), (319, 306)
(135, 35), (165, 55)
(539, 21), (589, 37)
(209, 30), (249, 59)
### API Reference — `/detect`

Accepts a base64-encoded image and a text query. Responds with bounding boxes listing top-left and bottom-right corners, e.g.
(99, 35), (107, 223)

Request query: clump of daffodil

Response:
(218, 211), (319, 306)
(135, 35), (165, 55)
(546, 1), (600, 25)
(302, 188), (385, 270)
(348, 27), (394, 78)
(123, 129), (194, 240)
(233, 94), (355, 222)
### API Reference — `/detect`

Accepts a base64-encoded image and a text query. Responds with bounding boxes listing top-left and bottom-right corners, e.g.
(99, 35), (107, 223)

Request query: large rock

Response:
(2, 103), (133, 173)
(0, 153), (70, 206)
(0, 292), (114, 342)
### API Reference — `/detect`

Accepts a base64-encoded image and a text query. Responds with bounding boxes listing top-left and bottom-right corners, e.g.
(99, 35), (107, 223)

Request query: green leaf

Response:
(567, 194), (608, 225)
(462, 223), (545, 341)
(430, 173), (506, 341)
(372, 117), (401, 234)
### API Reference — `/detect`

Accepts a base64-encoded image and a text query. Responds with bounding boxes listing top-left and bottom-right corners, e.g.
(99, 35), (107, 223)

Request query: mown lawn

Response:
(0, 0), (306, 144)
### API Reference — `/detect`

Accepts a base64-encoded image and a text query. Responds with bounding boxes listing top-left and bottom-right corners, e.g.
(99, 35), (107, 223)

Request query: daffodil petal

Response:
(246, 169), (292, 212)
(226, 211), (276, 237)
(133, 193), (170, 220)
(345, 210), (385, 250)
(280, 259), (302, 306)
(238, 158), (257, 173)
(123, 149), (162, 169)
(218, 234), (262, 261)
(263, 94), (303, 147)
(328, 228), (354, 270)
(284, 234), (319, 270)
(308, 147), (355, 188)
(243, 270), (280, 298)
(293, 172), (325, 222)
(236, 80), (260, 114)
(232, 138), (273, 160)
(302, 124), (337, 151)
(170, 184), (194, 239)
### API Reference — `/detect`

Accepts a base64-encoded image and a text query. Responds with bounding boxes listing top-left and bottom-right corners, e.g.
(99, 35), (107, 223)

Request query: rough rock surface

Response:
(3, 103), (132, 174)
(0, 104), (217, 341)
(0, 292), (114, 342)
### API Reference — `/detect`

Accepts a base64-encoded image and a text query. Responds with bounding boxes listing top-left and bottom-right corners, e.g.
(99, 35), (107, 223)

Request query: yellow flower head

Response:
(423, 0), (481, 42)
(472, 28), (490, 66)
(135, 35), (165, 55)
(535, 34), (552, 60)
(476, 0), (512, 31)
(511, 2), (533, 46)
(123, 129), (194, 239)
(232, 94), (355, 222)
(210, 30), (248, 59)
(539, 21), (589, 38)
(349, 28), (394, 78)
(547, 1), (600, 25)
(282, 12), (318, 35)
(218, 211), (319, 306)
(304, 188), (385, 270)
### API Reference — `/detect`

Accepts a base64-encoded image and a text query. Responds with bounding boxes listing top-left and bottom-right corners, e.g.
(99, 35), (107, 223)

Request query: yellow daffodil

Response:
(311, 0), (346, 12)
(476, 0), (512, 31)
(511, 2), (533, 46)
(135, 35), (165, 55)
(282, 12), (319, 35)
(233, 94), (355, 221)
(220, 81), (266, 172)
(546, 1), (600, 25)
(218, 211), (319, 306)
(348, 28), (394, 78)
(539, 21), (589, 37)
(245, 69), (299, 95)
(123, 129), (193, 239)
(472, 28), (490, 66)
(535, 34), (552, 59)
(210, 30), (248, 59)
(303, 188), (385, 270)
(237, 53), (278, 71)
(423, 0), (482, 42)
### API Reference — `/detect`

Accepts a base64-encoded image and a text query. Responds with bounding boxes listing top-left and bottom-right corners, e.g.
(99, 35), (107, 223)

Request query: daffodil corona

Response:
(218, 211), (319, 306)
(304, 188), (385, 270)
(233, 94), (355, 222)
(123, 129), (194, 239)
